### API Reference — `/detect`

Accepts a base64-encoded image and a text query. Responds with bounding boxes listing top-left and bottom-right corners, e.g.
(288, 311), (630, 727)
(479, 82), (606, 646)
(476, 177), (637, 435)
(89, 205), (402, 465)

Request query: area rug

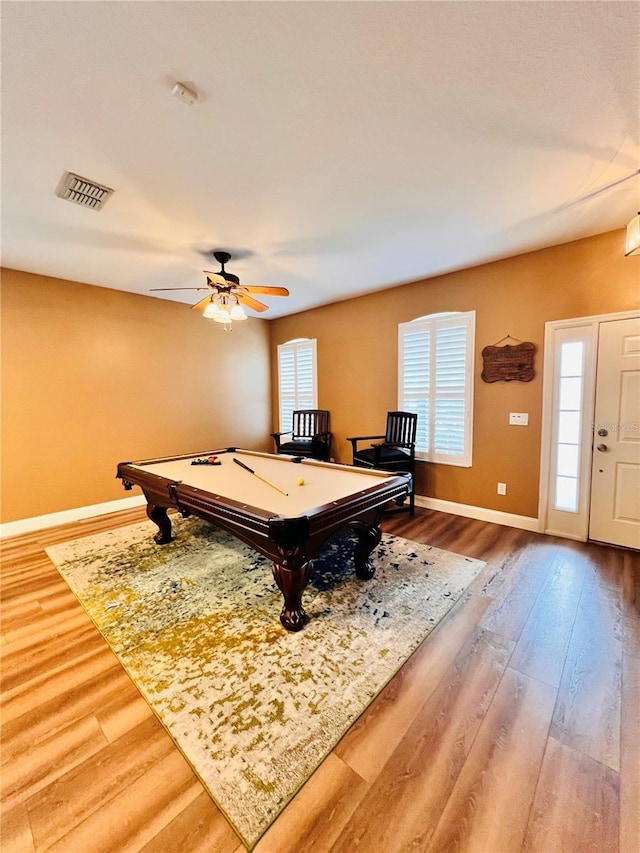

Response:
(46, 516), (484, 849)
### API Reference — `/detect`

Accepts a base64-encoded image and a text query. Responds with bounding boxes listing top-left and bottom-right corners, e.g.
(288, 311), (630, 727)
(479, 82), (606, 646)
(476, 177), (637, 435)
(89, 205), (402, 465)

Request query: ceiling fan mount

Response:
(149, 250), (289, 317)
(211, 251), (239, 286)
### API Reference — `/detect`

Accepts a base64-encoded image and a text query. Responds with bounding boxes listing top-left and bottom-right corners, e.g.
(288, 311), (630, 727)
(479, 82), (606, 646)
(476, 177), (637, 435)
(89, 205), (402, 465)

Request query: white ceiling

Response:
(2, 1), (639, 319)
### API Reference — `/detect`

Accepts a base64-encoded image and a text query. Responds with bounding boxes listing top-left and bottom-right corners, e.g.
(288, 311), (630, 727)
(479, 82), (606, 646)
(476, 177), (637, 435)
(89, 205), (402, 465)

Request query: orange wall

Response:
(269, 230), (639, 518)
(1, 269), (272, 523)
(2, 231), (637, 525)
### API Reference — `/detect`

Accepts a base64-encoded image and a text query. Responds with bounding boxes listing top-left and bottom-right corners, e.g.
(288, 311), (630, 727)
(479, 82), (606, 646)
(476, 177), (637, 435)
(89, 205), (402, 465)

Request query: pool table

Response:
(117, 448), (410, 631)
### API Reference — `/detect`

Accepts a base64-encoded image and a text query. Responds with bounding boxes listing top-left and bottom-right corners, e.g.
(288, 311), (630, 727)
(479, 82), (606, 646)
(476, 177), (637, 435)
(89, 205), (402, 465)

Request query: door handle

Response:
(597, 443), (608, 452)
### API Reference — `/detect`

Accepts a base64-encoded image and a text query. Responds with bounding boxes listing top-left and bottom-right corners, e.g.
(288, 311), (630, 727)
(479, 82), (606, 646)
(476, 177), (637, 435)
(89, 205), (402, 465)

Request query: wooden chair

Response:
(271, 409), (331, 461)
(347, 411), (418, 515)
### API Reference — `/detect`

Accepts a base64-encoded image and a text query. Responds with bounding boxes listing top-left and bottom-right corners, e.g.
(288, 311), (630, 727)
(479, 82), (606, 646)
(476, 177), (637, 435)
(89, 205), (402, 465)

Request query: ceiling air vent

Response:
(56, 171), (114, 210)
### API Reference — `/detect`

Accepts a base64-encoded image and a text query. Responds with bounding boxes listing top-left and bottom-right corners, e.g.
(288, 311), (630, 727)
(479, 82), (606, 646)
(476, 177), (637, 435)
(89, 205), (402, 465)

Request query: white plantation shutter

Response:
(399, 312), (475, 466)
(401, 329), (431, 453)
(278, 346), (296, 432)
(277, 339), (318, 431)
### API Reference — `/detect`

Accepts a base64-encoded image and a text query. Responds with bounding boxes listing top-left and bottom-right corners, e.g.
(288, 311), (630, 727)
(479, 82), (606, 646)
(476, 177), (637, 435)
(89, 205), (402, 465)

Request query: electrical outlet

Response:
(497, 482), (507, 495)
(509, 412), (529, 426)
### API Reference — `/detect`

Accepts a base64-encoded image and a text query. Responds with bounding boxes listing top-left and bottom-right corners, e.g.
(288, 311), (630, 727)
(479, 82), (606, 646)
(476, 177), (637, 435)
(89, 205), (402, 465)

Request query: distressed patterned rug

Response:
(46, 516), (484, 849)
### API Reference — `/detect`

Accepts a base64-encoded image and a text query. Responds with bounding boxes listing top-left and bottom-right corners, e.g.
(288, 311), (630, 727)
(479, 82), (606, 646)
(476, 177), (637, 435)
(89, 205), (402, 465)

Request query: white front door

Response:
(589, 316), (640, 549)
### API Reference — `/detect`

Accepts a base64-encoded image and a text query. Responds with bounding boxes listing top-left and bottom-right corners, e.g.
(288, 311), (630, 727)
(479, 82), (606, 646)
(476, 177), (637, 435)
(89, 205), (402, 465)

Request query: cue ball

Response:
(297, 477), (305, 486)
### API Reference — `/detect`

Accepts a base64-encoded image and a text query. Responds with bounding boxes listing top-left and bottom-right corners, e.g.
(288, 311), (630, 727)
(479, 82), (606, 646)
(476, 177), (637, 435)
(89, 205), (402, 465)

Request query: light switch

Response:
(509, 412), (529, 426)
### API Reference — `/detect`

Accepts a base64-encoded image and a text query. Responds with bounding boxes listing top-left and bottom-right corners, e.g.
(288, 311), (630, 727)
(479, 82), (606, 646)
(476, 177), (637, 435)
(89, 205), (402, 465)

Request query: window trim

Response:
(398, 311), (475, 467)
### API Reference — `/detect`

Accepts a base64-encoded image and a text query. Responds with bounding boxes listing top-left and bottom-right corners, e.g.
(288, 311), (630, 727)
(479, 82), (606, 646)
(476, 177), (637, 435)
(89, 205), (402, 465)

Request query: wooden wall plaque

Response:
(481, 342), (536, 383)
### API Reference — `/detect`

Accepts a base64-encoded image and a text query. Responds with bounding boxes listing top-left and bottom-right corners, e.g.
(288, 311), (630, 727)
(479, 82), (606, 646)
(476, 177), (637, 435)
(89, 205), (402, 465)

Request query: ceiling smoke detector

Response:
(172, 82), (198, 106)
(56, 171), (114, 210)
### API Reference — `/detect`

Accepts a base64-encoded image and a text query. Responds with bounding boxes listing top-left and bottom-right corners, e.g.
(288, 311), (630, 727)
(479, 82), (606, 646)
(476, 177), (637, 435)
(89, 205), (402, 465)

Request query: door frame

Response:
(539, 308), (640, 541)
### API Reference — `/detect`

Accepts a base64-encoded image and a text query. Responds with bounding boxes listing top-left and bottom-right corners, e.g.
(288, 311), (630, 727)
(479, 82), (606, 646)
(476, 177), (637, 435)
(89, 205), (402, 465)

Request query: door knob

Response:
(597, 443), (608, 452)
(597, 428), (608, 437)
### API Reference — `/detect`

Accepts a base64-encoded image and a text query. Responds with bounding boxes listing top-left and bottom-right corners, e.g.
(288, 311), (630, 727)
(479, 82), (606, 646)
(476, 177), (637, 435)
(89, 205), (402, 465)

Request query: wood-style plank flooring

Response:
(1, 507), (638, 852)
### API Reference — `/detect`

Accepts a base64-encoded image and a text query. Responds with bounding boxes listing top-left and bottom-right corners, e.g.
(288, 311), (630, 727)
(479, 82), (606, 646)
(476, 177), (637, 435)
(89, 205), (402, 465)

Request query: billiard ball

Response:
(297, 477), (305, 486)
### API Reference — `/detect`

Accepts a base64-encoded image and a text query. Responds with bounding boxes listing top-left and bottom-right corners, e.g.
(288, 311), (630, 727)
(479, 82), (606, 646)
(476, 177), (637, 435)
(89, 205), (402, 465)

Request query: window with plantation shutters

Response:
(398, 312), (475, 466)
(277, 339), (318, 431)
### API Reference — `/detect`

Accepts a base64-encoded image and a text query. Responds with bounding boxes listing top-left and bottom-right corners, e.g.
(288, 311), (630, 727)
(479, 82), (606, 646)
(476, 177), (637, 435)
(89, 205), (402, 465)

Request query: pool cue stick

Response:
(233, 457), (288, 496)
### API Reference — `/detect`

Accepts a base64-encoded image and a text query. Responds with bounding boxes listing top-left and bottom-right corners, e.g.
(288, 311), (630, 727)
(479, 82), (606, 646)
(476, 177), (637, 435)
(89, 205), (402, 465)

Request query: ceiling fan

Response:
(150, 251), (289, 324)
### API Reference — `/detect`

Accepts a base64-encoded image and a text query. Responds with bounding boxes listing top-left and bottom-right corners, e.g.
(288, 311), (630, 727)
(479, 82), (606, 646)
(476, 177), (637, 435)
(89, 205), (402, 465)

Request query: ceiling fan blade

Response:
(190, 295), (215, 312)
(237, 293), (269, 312)
(202, 271), (227, 285)
(150, 287), (210, 292)
(241, 286), (290, 296)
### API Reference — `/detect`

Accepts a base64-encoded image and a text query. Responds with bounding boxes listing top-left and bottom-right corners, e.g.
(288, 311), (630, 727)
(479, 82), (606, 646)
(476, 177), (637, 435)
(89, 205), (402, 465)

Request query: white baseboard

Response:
(541, 528), (587, 542)
(0, 495), (147, 539)
(1, 492), (540, 540)
(415, 495), (540, 532)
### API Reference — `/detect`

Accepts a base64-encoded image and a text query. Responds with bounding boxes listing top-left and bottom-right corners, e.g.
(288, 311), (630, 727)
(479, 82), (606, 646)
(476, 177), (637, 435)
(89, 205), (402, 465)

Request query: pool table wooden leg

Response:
(353, 523), (382, 580)
(272, 555), (312, 632)
(146, 504), (172, 545)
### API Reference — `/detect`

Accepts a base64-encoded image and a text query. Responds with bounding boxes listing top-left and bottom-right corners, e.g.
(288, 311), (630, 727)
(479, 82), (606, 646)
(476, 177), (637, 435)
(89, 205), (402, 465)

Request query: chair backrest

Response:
(385, 411), (417, 448)
(292, 409), (330, 439)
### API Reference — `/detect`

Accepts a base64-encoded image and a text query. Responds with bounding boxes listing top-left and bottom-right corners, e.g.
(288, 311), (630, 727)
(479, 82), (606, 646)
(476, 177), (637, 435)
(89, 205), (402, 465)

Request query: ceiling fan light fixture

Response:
(203, 297), (223, 319)
(625, 212), (640, 256)
(203, 294), (247, 329)
(230, 300), (247, 321)
(202, 295), (235, 331)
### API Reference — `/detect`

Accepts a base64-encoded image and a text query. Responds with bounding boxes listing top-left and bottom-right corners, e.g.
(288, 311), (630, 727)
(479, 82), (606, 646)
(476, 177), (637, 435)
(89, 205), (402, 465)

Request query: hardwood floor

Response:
(1, 507), (638, 852)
